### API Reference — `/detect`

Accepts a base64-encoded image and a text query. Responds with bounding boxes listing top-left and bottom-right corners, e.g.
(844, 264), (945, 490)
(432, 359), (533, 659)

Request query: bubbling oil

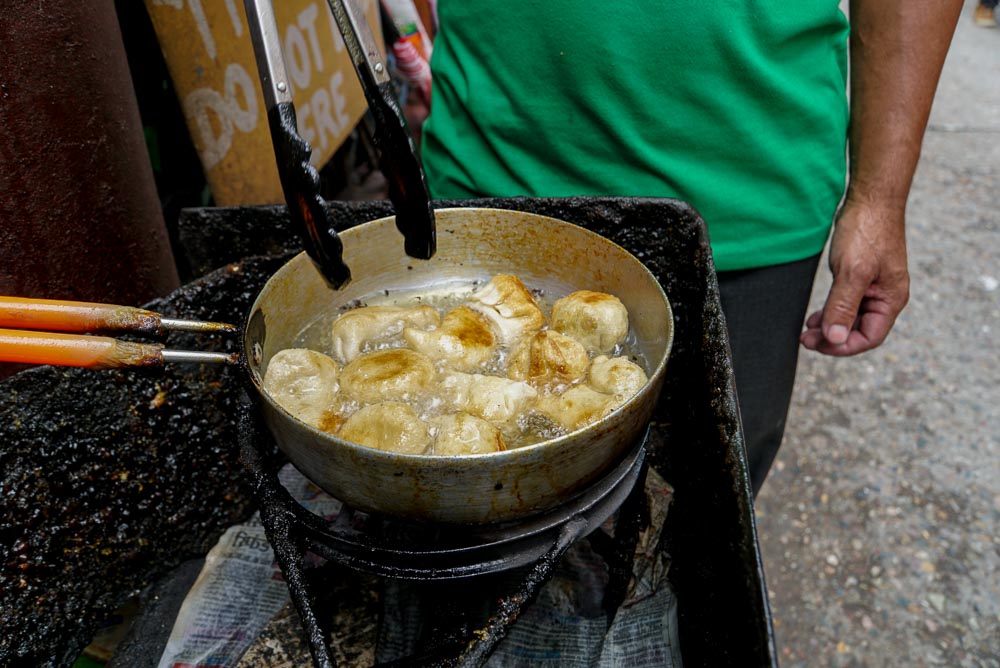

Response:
(290, 280), (649, 451)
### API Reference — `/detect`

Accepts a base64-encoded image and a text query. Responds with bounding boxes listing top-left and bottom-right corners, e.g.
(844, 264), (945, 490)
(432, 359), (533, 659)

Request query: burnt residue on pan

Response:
(0, 256), (287, 665)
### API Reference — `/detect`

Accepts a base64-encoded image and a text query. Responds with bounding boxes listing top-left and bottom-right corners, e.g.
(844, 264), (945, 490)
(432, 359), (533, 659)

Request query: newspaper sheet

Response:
(156, 465), (342, 668)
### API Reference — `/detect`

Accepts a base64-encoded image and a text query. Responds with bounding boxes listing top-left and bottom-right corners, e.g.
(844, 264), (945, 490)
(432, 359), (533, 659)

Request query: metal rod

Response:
(324, 0), (437, 261)
(242, 0), (293, 109)
(456, 517), (590, 668)
(158, 317), (238, 334)
(161, 350), (239, 365)
(326, 0), (391, 87)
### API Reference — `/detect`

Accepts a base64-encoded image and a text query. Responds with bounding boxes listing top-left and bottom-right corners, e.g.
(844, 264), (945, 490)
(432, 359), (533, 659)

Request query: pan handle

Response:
(243, 0), (353, 289)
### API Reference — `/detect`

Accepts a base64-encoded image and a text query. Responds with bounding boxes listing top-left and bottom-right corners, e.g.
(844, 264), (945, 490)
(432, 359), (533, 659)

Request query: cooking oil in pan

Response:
(290, 281), (648, 450)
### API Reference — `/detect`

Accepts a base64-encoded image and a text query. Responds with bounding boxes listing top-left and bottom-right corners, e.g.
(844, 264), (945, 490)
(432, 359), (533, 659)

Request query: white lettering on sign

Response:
(284, 23), (311, 91)
(295, 71), (352, 162)
(156, 0), (372, 174)
(297, 5), (324, 72)
(224, 63), (258, 132)
(224, 0), (243, 37)
(152, 0), (242, 61)
(183, 63), (259, 169)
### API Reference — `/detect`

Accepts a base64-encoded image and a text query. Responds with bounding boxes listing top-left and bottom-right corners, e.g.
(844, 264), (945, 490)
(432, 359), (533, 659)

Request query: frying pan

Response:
(243, 207), (673, 523)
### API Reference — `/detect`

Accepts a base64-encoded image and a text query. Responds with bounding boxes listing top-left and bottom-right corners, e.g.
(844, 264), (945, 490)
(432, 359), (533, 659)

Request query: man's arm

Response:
(800, 0), (963, 356)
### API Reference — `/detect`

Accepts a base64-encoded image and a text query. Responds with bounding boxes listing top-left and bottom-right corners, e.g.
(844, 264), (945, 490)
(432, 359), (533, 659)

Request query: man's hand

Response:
(800, 200), (909, 355)
(800, 0), (962, 357)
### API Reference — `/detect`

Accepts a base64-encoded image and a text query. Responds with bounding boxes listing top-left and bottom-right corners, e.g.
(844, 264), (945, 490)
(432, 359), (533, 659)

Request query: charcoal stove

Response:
(0, 197), (777, 667)
(238, 399), (654, 667)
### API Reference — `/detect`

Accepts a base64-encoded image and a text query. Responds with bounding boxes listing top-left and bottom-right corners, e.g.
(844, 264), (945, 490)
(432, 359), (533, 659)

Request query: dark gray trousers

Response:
(716, 253), (823, 496)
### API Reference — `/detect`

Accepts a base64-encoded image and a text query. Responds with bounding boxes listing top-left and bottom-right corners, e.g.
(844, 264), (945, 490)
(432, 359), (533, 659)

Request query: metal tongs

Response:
(0, 297), (238, 369)
(243, 0), (436, 289)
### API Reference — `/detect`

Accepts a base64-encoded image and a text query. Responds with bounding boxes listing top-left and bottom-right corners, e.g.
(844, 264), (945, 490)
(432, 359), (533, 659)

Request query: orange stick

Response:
(0, 297), (162, 334)
(0, 329), (164, 369)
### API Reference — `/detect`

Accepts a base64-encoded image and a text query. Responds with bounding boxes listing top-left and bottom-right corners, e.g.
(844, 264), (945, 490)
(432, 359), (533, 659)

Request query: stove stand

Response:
(238, 401), (651, 668)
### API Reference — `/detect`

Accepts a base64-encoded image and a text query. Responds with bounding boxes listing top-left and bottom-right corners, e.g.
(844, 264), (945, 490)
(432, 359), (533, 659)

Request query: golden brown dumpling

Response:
(441, 371), (538, 426)
(402, 306), (497, 372)
(339, 348), (436, 404)
(535, 385), (619, 432)
(330, 304), (440, 362)
(588, 355), (648, 400)
(467, 274), (546, 346)
(430, 412), (506, 455)
(507, 330), (590, 389)
(263, 348), (341, 432)
(550, 290), (629, 354)
(337, 402), (430, 454)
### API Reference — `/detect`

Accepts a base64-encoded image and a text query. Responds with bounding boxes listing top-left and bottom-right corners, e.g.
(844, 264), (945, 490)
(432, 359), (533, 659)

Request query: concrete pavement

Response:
(754, 2), (1000, 666)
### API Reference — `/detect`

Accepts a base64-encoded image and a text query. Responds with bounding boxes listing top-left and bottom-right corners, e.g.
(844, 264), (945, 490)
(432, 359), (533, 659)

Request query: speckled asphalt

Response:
(754, 3), (1000, 666)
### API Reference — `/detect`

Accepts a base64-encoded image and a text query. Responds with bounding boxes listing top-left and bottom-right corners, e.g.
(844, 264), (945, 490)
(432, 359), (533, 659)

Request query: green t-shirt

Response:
(421, 1), (850, 271)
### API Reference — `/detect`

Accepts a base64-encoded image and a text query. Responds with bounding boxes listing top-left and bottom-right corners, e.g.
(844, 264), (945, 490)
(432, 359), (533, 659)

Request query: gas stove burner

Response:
(237, 401), (651, 667)
(239, 404), (649, 579)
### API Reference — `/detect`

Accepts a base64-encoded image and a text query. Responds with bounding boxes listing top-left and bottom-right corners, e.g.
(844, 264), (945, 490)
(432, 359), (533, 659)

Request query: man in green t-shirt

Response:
(420, 1), (962, 493)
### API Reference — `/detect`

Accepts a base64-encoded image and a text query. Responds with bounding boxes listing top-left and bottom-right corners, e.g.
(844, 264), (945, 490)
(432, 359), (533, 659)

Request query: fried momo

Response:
(338, 402), (430, 454)
(441, 371), (538, 425)
(535, 385), (619, 432)
(467, 274), (546, 345)
(507, 330), (590, 388)
(403, 306), (497, 372)
(339, 348), (436, 404)
(330, 304), (439, 362)
(263, 348), (341, 432)
(430, 412), (506, 455)
(550, 290), (629, 354)
(588, 355), (648, 399)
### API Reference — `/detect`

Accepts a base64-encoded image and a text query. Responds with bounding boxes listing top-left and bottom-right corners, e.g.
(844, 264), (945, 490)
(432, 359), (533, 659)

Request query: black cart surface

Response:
(0, 197), (776, 666)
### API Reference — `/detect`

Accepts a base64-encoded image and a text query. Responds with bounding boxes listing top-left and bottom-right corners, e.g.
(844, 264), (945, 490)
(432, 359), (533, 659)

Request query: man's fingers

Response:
(820, 265), (872, 344)
(801, 200), (910, 357)
(800, 303), (894, 355)
(853, 306), (895, 350)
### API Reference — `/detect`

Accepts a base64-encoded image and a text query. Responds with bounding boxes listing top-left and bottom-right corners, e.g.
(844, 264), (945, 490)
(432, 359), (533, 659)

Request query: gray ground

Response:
(754, 2), (1000, 666)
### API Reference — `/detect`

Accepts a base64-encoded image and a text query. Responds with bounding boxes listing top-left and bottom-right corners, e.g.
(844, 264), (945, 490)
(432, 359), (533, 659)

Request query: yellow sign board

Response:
(145, 0), (381, 206)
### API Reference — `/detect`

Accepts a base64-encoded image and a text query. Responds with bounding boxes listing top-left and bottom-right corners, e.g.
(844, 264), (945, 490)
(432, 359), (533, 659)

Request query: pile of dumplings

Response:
(263, 274), (648, 456)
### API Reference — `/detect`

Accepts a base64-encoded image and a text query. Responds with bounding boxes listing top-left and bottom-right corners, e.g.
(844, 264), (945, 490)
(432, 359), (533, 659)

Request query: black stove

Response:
(238, 400), (652, 667)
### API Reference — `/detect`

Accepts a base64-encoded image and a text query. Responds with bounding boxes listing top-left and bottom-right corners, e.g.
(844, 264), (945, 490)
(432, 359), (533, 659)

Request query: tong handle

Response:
(0, 296), (237, 336)
(326, 0), (436, 259)
(268, 103), (352, 288)
(243, 0), (352, 289)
